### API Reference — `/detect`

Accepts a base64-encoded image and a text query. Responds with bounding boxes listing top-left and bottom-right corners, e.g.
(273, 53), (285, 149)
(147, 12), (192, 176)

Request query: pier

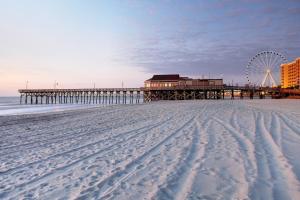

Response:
(143, 86), (225, 101)
(18, 86), (298, 105)
(143, 85), (281, 101)
(18, 88), (142, 105)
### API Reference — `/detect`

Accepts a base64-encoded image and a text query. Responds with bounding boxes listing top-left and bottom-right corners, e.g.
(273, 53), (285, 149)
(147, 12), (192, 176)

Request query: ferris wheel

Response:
(246, 51), (287, 87)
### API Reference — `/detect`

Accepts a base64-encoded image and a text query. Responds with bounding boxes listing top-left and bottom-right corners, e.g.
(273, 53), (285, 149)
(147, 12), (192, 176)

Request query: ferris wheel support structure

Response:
(261, 69), (277, 87)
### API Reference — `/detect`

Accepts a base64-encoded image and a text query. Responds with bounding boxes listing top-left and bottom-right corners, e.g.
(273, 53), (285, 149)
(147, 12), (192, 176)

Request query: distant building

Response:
(281, 58), (300, 88)
(144, 74), (223, 88)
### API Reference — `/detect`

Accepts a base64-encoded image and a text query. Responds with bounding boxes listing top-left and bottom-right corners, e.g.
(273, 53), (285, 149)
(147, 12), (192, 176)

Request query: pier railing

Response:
(18, 88), (141, 93)
(142, 85), (225, 90)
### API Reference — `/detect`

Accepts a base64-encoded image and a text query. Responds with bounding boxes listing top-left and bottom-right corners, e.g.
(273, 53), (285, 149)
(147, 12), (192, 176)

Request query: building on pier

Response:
(144, 74), (223, 88)
(143, 74), (224, 101)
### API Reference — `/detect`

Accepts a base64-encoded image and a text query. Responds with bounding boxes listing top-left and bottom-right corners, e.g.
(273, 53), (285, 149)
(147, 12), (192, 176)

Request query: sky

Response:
(0, 0), (299, 96)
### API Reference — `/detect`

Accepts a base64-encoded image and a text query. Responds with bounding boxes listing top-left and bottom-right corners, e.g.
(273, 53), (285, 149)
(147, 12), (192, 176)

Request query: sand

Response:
(0, 100), (300, 200)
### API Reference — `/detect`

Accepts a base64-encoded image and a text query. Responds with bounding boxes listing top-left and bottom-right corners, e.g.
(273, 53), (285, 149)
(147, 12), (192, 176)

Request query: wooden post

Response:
(88, 92), (91, 104)
(130, 91), (133, 104)
(137, 91), (140, 103)
(105, 91), (108, 104)
(250, 91), (254, 99)
(95, 92), (98, 104)
(123, 91), (127, 104)
(98, 91), (101, 104)
(20, 94), (23, 104)
(116, 91), (119, 104)
(102, 91), (105, 104)
(92, 92), (94, 104)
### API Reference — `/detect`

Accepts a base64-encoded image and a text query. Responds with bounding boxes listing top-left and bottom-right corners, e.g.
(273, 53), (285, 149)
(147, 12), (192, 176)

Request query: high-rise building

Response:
(281, 58), (300, 88)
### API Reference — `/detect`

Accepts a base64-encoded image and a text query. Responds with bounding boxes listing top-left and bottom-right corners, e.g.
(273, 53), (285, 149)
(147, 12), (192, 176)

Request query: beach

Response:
(0, 100), (300, 199)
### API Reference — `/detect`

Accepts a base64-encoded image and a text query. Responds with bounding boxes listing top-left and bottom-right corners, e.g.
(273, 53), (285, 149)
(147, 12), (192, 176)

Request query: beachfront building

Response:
(281, 58), (300, 88)
(143, 74), (224, 101)
(144, 74), (223, 88)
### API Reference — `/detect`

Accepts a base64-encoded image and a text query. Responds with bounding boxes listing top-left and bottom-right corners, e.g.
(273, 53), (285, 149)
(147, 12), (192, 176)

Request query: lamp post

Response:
(54, 81), (58, 89)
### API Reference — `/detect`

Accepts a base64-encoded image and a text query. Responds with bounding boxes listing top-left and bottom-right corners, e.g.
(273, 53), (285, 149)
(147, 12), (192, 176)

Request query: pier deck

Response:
(18, 86), (299, 104)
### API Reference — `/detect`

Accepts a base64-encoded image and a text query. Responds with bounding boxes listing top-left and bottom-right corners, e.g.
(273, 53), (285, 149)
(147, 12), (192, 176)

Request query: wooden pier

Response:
(18, 86), (299, 104)
(143, 85), (277, 101)
(143, 86), (225, 101)
(18, 88), (142, 105)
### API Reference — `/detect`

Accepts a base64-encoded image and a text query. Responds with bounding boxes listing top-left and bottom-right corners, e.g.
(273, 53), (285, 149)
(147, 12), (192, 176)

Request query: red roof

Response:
(147, 74), (183, 81)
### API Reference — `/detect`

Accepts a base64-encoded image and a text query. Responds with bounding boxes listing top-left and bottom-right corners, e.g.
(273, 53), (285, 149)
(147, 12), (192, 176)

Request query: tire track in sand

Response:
(276, 112), (300, 138)
(152, 104), (232, 200)
(249, 112), (300, 200)
(76, 116), (197, 200)
(0, 116), (175, 199)
(213, 116), (257, 200)
(272, 112), (300, 182)
(0, 114), (150, 152)
(92, 104), (210, 200)
(0, 116), (155, 171)
(0, 117), (172, 175)
(0, 106), (131, 138)
(154, 119), (209, 200)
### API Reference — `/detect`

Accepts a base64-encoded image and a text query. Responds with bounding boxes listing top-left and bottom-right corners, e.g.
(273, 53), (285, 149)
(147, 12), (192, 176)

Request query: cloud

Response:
(288, 7), (300, 14)
(1, 0), (299, 94)
(116, 0), (299, 85)
(225, 8), (248, 17)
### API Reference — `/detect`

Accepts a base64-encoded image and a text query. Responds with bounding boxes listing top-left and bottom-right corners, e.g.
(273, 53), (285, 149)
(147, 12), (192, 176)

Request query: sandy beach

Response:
(0, 100), (300, 199)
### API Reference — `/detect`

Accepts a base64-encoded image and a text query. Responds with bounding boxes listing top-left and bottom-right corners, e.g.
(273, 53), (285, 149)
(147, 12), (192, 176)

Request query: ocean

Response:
(0, 96), (19, 105)
(0, 96), (107, 116)
(0, 96), (144, 116)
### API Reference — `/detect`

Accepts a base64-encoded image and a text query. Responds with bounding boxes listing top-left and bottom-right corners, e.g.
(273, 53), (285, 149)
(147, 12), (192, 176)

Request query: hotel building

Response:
(281, 58), (300, 88)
